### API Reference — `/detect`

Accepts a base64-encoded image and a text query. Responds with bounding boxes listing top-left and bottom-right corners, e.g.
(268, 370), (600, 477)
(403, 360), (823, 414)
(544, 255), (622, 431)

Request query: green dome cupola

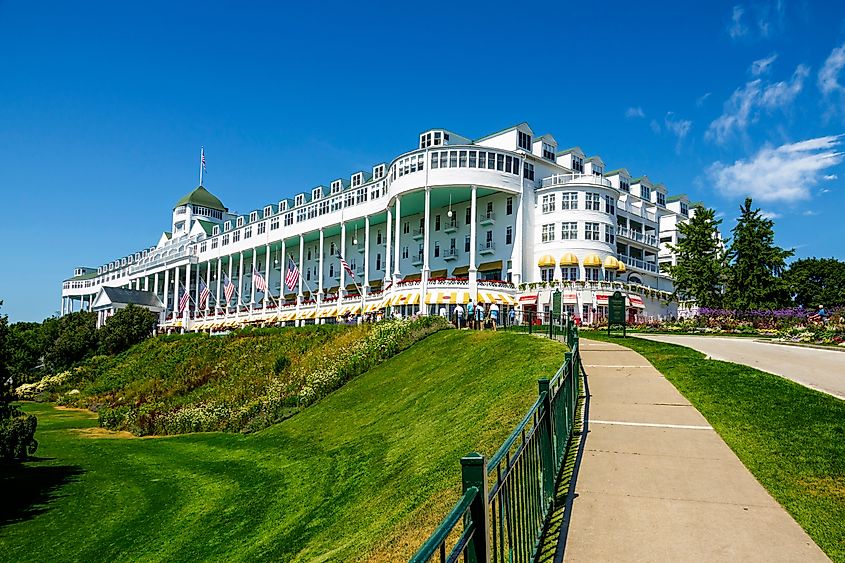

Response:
(174, 185), (227, 212)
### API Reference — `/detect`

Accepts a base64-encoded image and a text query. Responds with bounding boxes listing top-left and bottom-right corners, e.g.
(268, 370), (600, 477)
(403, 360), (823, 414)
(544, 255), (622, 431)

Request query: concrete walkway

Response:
(563, 339), (829, 562)
(636, 334), (845, 400)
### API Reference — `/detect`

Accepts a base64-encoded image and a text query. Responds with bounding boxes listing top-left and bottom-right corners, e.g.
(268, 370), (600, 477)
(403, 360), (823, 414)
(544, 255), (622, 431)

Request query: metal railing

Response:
(411, 318), (581, 562)
(540, 172), (612, 188)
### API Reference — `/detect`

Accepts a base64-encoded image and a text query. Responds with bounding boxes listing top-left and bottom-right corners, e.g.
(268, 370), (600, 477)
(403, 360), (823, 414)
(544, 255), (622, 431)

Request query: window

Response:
(352, 173), (362, 187)
(200, 242), (207, 252)
(465, 207), (471, 225)
(435, 215), (441, 231)
(434, 242), (440, 258)
(657, 192), (666, 206)
(307, 249), (312, 260)
(250, 211), (258, 222)
(478, 151), (487, 169)
(542, 143), (555, 161)
(585, 267), (600, 281)
(605, 195), (615, 215)
(373, 165), (385, 179)
(605, 224), (615, 244)
(237, 217), (244, 227)
(270, 217), (280, 230)
(506, 197), (513, 215)
(561, 222), (577, 240)
(244, 226), (252, 239)
(464, 235), (470, 252)
(681, 202), (689, 216)
(233, 230), (241, 243)
(222, 234), (230, 246)
(402, 246), (409, 259)
(506, 226), (512, 245)
(592, 165), (603, 176)
(523, 162), (534, 180)
(377, 230), (382, 245)
(211, 239), (218, 249)
(284, 212), (293, 226)
(376, 253), (382, 270)
(585, 193), (601, 211)
(585, 222), (600, 241)
(496, 154), (504, 171)
(257, 222), (266, 235)
(561, 266), (578, 281)
(295, 194), (304, 206)
(212, 225), (219, 236)
(542, 194), (555, 213)
(541, 223), (555, 243)
(518, 130), (532, 150)
(541, 267), (555, 282)
(620, 179), (630, 193)
(572, 155), (584, 173)
(469, 150), (477, 167)
(330, 242), (336, 255)
(403, 222), (409, 235)
(641, 186), (651, 200)
(561, 192), (578, 210)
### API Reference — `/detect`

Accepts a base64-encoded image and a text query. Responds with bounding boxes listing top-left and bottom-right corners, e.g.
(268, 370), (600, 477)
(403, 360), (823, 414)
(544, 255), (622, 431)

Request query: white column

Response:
(339, 222), (346, 299)
(216, 258), (222, 312)
(421, 187), (431, 314)
(279, 239), (286, 311)
(227, 256), (233, 312)
(297, 235), (304, 326)
(144, 276), (149, 292)
(393, 196), (401, 283)
(469, 185), (478, 297)
(205, 260), (211, 314)
(154, 272), (159, 299)
(60, 297), (65, 316)
(318, 228), (325, 305)
(384, 207), (392, 284)
(162, 269), (170, 313)
(364, 215), (370, 295)
(237, 252), (244, 311)
(250, 247), (257, 313)
(264, 243), (270, 308)
(184, 262), (191, 319)
(195, 262), (201, 312)
(513, 193), (524, 286)
(172, 266), (180, 317)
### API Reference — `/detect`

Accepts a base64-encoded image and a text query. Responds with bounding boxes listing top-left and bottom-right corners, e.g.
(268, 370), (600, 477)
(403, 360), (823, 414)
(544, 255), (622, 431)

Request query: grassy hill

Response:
(3, 330), (566, 561)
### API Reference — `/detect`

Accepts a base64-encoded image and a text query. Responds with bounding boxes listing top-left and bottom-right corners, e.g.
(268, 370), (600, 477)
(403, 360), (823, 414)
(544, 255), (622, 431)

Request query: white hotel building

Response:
(60, 123), (695, 328)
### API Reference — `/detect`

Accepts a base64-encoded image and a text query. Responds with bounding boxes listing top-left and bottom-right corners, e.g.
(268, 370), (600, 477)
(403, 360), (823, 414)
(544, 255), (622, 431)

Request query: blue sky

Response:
(2, 0), (845, 322)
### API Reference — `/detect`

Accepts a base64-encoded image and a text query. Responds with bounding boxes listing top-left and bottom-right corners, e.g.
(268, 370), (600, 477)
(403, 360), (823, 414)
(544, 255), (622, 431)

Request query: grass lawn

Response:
(0, 330), (565, 562)
(583, 331), (845, 562)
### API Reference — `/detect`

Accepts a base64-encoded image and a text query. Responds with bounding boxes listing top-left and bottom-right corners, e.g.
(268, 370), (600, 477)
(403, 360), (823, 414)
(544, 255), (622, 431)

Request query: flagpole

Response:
(199, 146), (204, 186)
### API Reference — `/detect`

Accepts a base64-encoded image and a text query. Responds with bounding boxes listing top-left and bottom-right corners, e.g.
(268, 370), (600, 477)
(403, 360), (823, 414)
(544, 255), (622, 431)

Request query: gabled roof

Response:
(667, 194), (689, 203)
(94, 287), (164, 310)
(556, 146), (585, 157)
(174, 186), (227, 212)
(534, 133), (557, 145)
(604, 168), (631, 177)
(196, 220), (216, 235)
(65, 271), (99, 282)
(473, 122), (533, 143)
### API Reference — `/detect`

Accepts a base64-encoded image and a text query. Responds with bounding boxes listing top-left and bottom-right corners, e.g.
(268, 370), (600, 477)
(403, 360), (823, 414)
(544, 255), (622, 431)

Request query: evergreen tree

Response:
(724, 198), (793, 309)
(98, 305), (159, 355)
(783, 257), (845, 308)
(664, 205), (726, 308)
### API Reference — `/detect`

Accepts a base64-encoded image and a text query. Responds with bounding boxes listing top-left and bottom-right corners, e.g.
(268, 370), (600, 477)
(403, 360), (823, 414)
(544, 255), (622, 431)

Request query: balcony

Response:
(540, 172), (612, 189)
(411, 253), (423, 267)
(617, 254), (658, 273)
(479, 211), (496, 226)
(443, 248), (459, 261)
(444, 218), (459, 233)
(412, 228), (425, 241)
(479, 241), (496, 255)
(616, 227), (658, 247)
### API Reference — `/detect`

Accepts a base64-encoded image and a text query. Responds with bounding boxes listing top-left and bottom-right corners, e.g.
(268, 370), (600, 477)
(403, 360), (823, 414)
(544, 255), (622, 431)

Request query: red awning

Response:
(519, 294), (537, 304)
(563, 291), (577, 304)
(629, 295), (645, 308)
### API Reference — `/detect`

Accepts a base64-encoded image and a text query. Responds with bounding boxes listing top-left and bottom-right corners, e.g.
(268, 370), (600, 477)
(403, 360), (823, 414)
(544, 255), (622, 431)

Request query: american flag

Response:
(285, 256), (299, 292)
(223, 274), (235, 303)
(198, 278), (210, 308)
(201, 147), (207, 172)
(178, 284), (190, 313)
(252, 266), (267, 292)
(338, 253), (356, 279)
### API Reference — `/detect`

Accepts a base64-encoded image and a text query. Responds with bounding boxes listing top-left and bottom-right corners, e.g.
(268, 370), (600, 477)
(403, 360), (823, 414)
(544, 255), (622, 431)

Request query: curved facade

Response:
(61, 123), (694, 326)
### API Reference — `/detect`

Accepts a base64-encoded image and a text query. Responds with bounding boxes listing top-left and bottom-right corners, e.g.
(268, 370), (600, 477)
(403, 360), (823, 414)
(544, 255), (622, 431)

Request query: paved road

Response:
(562, 339), (828, 562)
(636, 335), (845, 400)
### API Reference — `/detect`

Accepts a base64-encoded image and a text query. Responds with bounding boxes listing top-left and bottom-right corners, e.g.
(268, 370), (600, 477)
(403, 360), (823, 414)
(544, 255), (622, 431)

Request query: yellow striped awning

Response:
(583, 254), (602, 267)
(388, 290), (421, 306)
(317, 307), (337, 318)
(559, 253), (578, 266)
(477, 291), (518, 306)
(617, 260), (627, 273)
(364, 302), (382, 313)
(603, 256), (620, 270)
(538, 255), (556, 267)
(425, 289), (471, 305)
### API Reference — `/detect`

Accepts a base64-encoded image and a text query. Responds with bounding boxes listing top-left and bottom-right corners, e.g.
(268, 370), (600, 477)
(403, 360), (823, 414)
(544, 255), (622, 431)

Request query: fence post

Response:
(461, 453), (490, 563)
(538, 379), (556, 507)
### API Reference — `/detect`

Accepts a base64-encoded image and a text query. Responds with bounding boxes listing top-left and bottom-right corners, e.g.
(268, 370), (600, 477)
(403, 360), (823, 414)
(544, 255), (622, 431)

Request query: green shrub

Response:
(273, 355), (290, 375)
(0, 402), (38, 460)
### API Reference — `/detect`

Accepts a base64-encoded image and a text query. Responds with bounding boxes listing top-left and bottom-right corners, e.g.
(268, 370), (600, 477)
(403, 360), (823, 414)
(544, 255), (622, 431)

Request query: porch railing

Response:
(410, 320), (581, 562)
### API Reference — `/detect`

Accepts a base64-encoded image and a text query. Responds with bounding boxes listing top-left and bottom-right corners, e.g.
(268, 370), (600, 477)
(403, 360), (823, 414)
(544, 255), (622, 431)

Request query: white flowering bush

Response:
(15, 371), (70, 400)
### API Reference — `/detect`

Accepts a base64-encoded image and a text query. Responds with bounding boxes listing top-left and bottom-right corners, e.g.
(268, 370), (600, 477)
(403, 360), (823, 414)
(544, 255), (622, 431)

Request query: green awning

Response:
(452, 265), (469, 277)
(478, 260), (503, 273)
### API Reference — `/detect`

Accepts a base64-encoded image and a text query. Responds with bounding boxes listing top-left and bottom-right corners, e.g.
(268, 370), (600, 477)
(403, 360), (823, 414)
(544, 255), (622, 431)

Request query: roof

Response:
(66, 271), (99, 282)
(604, 168), (631, 177)
(473, 122), (533, 143)
(174, 185), (227, 212)
(196, 220), (216, 236)
(556, 146), (584, 156)
(100, 287), (164, 308)
(666, 194), (688, 202)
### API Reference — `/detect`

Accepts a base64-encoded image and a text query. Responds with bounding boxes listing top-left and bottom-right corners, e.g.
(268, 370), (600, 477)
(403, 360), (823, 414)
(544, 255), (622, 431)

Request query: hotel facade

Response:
(61, 123), (696, 328)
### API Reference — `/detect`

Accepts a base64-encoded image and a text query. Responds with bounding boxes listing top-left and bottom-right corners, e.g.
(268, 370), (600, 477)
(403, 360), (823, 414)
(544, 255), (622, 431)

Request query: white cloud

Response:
(707, 135), (845, 202)
(625, 107), (645, 119)
(820, 188), (832, 194)
(823, 174), (838, 180)
(649, 119), (661, 134)
(802, 210), (819, 216)
(729, 5), (748, 38)
(706, 65), (809, 144)
(819, 42), (845, 96)
(664, 112), (693, 153)
(751, 53), (778, 76)
(695, 92), (712, 107)
(760, 210), (781, 219)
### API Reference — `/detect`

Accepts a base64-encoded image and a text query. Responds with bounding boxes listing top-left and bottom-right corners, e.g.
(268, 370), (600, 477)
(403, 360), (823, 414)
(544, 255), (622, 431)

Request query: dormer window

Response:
(518, 131), (532, 150)
(373, 164), (385, 180)
(249, 211), (258, 222)
(593, 166), (603, 177)
(351, 173), (363, 187)
(237, 217), (244, 228)
(312, 187), (323, 200)
(542, 143), (555, 161)
(657, 193), (666, 206)
(295, 194), (305, 206)
(681, 202), (689, 216)
(641, 186), (651, 200)
(331, 180), (342, 194)
(212, 225), (219, 236)
(572, 155), (584, 173)
(620, 179), (630, 192)
(280, 200), (288, 211)
(263, 206), (272, 218)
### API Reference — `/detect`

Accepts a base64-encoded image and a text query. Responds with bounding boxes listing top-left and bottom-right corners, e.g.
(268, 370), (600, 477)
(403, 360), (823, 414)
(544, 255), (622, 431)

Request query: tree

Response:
(783, 258), (845, 308)
(44, 311), (98, 371)
(98, 305), (159, 355)
(0, 300), (38, 461)
(664, 205), (726, 308)
(724, 198), (794, 310)
(5, 322), (46, 385)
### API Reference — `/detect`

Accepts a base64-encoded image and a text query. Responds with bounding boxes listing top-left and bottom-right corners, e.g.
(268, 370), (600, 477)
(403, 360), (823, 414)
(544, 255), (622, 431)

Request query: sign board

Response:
(607, 290), (626, 336)
(552, 289), (562, 317)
